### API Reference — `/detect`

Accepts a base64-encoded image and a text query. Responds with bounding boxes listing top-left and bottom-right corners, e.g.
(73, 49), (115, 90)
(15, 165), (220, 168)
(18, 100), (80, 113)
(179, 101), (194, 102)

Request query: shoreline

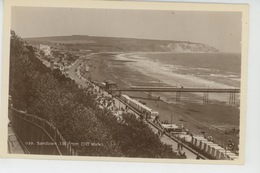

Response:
(114, 52), (240, 105)
(82, 52), (240, 148)
(115, 52), (240, 87)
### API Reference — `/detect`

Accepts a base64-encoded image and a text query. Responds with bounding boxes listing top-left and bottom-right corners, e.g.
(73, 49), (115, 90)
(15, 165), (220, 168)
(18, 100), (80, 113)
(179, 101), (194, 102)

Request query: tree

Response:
(9, 30), (179, 158)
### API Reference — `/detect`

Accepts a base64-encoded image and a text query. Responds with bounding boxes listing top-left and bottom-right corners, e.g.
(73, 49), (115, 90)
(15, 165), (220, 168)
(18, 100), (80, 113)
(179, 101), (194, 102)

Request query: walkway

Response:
(147, 122), (197, 159)
(113, 97), (199, 159)
(8, 125), (25, 154)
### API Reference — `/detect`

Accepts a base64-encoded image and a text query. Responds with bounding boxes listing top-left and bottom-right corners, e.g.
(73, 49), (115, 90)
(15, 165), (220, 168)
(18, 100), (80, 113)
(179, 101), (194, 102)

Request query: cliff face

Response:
(158, 42), (219, 53)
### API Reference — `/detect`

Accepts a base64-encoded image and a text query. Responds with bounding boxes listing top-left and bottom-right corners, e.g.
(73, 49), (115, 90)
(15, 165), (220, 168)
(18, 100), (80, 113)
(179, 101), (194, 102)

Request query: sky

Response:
(11, 7), (242, 53)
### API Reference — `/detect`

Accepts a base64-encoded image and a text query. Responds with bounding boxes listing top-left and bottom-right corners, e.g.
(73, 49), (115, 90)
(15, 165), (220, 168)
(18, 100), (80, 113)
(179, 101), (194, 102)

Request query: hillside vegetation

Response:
(9, 31), (179, 158)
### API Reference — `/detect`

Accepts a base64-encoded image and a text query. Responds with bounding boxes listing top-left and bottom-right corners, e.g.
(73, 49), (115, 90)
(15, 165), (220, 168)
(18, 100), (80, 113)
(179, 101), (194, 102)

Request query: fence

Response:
(10, 108), (77, 156)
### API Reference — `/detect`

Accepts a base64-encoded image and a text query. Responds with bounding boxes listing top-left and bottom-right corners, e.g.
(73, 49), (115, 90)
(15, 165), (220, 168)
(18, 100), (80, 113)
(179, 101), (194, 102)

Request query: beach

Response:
(82, 52), (240, 148)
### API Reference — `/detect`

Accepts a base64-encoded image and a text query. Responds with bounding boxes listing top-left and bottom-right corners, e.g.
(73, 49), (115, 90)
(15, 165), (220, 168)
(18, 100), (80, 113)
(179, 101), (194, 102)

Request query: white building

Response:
(39, 44), (51, 56)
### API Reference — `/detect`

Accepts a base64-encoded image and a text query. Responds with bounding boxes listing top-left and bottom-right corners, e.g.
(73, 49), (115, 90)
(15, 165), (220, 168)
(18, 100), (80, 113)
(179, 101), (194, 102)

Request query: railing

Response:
(9, 108), (77, 156)
(112, 87), (240, 93)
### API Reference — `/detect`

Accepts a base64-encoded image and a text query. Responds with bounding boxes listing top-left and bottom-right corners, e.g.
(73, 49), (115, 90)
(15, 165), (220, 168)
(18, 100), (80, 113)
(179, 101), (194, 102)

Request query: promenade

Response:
(112, 97), (199, 159)
(149, 125), (197, 159)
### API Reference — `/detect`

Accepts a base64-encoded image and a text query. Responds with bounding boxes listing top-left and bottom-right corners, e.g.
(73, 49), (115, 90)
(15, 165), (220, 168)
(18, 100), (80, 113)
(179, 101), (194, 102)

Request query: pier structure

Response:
(110, 86), (240, 106)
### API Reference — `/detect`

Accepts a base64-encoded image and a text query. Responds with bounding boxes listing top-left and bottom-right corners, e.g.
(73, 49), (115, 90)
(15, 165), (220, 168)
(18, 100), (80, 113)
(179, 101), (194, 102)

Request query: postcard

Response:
(0, 0), (248, 164)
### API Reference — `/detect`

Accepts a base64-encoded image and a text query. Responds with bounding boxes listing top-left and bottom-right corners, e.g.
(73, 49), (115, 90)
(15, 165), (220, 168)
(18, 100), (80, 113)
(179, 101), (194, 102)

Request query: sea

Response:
(113, 52), (241, 105)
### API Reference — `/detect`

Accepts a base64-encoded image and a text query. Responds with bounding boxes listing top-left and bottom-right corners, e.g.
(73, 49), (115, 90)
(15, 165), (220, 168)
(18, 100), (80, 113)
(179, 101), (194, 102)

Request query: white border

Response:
(0, 0), (259, 172)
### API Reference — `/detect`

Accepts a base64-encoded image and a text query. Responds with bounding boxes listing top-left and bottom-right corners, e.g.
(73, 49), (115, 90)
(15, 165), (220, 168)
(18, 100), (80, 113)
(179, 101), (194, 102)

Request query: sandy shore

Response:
(82, 52), (240, 149)
(115, 52), (240, 104)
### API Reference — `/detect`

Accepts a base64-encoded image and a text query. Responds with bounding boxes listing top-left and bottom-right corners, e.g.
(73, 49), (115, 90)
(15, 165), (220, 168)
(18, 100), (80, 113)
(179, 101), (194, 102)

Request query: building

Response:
(104, 80), (117, 92)
(39, 44), (51, 56)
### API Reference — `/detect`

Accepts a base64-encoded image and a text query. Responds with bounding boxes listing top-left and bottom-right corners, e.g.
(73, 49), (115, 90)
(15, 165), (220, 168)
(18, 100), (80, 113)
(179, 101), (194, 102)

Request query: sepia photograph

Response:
(1, 0), (248, 164)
